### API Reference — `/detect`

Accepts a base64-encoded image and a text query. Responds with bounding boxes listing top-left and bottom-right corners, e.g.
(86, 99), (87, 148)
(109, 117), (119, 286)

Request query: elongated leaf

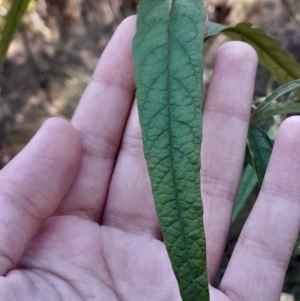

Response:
(133, 1), (208, 300)
(255, 79), (300, 114)
(0, 0), (31, 66)
(252, 102), (300, 122)
(206, 22), (300, 98)
(247, 126), (273, 187)
(245, 145), (253, 167)
(232, 165), (257, 222)
(294, 236), (300, 255)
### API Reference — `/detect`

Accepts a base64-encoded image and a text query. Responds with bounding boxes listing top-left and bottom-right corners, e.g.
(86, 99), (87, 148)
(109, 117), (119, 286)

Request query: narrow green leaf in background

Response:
(206, 22), (300, 98)
(251, 79), (300, 122)
(254, 79), (300, 115)
(245, 145), (253, 167)
(247, 126), (274, 187)
(0, 0), (30, 67)
(252, 102), (300, 122)
(232, 165), (257, 222)
(133, 0), (209, 300)
(294, 236), (300, 255)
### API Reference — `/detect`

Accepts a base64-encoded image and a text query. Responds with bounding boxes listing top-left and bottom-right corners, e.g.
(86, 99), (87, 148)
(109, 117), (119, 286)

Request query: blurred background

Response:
(0, 0), (299, 299)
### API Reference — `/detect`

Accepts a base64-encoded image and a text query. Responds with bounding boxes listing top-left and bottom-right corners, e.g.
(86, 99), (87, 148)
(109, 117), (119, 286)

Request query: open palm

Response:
(1, 17), (300, 301)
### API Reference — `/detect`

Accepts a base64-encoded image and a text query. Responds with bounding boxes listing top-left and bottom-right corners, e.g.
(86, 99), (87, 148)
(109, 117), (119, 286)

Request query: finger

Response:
(102, 100), (161, 239)
(220, 117), (300, 301)
(201, 42), (257, 283)
(55, 16), (136, 221)
(0, 118), (80, 275)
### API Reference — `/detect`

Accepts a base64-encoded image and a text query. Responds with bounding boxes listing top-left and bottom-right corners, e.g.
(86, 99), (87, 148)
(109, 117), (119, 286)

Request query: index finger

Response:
(56, 16), (137, 221)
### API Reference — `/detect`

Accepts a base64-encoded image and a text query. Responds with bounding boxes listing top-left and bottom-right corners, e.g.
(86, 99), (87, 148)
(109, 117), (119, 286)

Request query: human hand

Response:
(0, 16), (299, 301)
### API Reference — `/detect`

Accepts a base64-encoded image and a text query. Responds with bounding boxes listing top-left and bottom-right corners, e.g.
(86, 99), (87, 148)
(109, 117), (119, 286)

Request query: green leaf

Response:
(245, 145), (253, 167)
(267, 123), (279, 140)
(0, 0), (31, 66)
(206, 22), (300, 98)
(133, 0), (208, 300)
(252, 102), (300, 122)
(204, 22), (225, 40)
(254, 79), (300, 114)
(232, 165), (257, 222)
(247, 126), (274, 187)
(294, 235), (300, 255)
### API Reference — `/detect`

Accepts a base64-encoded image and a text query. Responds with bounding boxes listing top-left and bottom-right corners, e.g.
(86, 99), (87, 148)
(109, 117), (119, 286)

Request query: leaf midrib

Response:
(166, 0), (197, 293)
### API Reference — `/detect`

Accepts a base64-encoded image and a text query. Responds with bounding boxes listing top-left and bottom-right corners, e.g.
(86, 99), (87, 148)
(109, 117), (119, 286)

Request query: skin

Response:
(0, 16), (300, 301)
